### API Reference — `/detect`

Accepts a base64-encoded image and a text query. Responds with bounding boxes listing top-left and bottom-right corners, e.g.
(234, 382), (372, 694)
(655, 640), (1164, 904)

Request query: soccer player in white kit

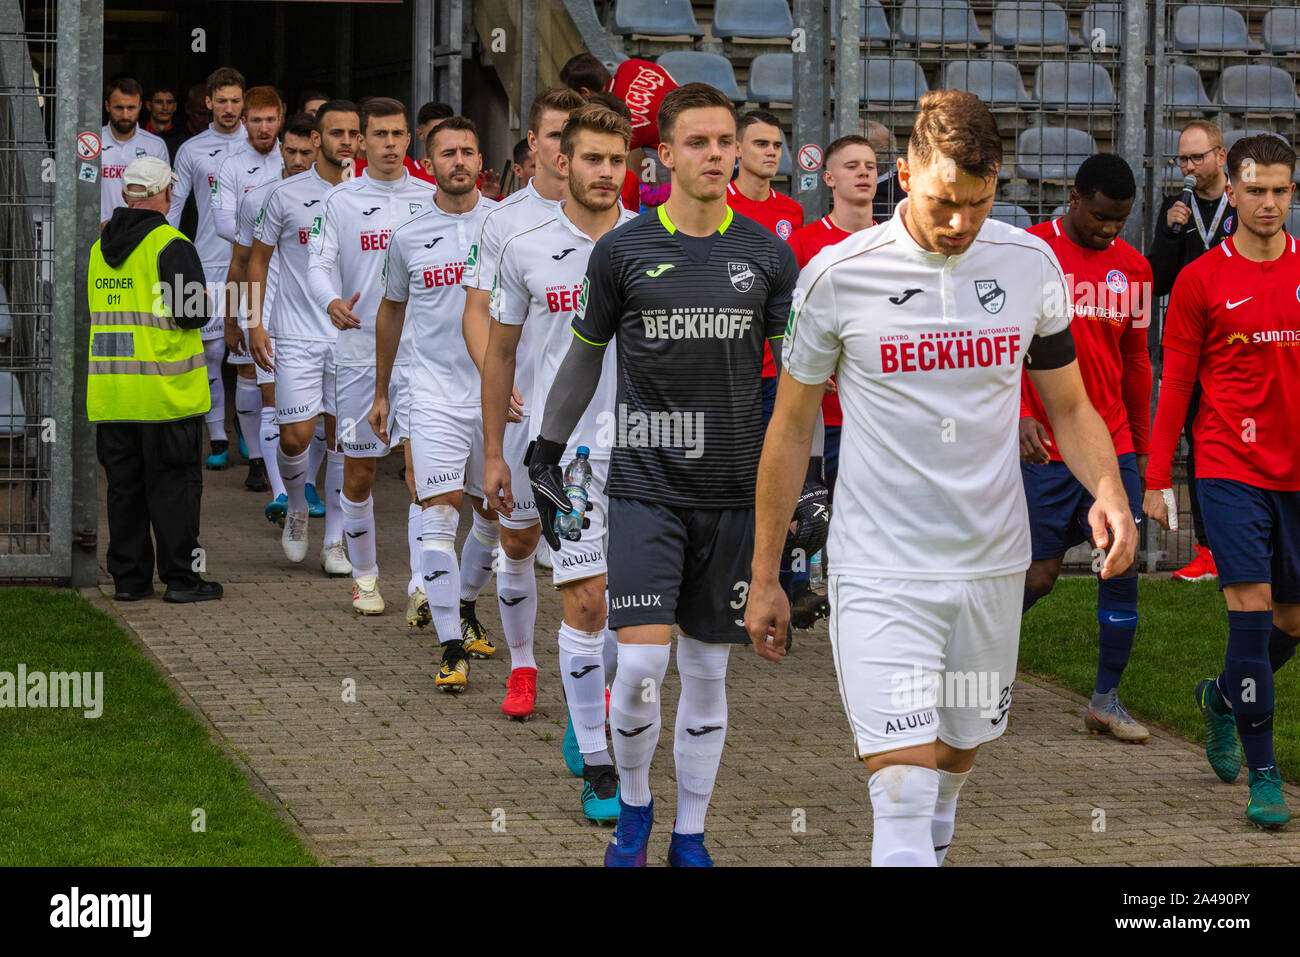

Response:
(217, 87), (286, 496)
(307, 97), (435, 615)
(100, 77), (169, 228)
(460, 87), (585, 713)
(366, 116), (495, 691)
(482, 104), (636, 820)
(225, 112), (316, 517)
(748, 91), (1138, 867)
(168, 67), (248, 470)
(249, 101), (361, 577)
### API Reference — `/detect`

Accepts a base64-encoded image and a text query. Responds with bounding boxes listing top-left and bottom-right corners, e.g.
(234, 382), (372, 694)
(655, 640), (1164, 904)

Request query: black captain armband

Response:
(1024, 327), (1076, 370)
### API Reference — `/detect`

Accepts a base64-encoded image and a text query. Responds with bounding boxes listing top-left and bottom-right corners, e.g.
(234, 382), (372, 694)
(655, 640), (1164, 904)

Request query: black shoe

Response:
(113, 587), (153, 602)
(790, 588), (830, 629)
(244, 458), (269, 492)
(163, 580), (223, 603)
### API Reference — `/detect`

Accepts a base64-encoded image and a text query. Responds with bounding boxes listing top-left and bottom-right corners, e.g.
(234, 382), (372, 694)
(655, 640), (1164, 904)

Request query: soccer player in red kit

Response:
(1018, 154), (1154, 743)
(1144, 134), (1300, 828)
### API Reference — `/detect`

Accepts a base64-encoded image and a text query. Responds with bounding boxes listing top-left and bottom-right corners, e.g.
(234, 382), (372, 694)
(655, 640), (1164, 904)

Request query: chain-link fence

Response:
(0, 0), (55, 560)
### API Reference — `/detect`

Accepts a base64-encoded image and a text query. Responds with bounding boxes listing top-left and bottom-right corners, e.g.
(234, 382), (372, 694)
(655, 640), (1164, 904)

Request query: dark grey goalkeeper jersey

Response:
(571, 203), (798, 508)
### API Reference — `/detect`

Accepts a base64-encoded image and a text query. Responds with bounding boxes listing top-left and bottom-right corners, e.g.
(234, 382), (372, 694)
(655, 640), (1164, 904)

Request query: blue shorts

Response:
(1197, 478), (1300, 603)
(1021, 452), (1143, 562)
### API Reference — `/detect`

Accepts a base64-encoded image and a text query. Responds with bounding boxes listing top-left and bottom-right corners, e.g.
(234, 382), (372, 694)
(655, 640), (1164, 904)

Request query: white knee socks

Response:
(420, 504), (461, 644)
(558, 623), (612, 765)
(869, 765), (940, 867)
(674, 637), (731, 835)
(340, 493), (377, 579)
(459, 511), (499, 601)
(307, 418), (327, 486)
(496, 547), (537, 670)
(610, 642), (671, 807)
(278, 446), (310, 515)
(407, 502), (422, 596)
(323, 449), (345, 546)
(203, 340), (226, 441)
(932, 769), (969, 866)
(234, 376), (261, 460)
(260, 407), (285, 497)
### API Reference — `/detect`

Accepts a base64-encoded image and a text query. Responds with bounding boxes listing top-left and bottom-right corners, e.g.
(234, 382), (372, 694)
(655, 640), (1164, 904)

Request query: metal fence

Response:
(0, 0), (98, 583)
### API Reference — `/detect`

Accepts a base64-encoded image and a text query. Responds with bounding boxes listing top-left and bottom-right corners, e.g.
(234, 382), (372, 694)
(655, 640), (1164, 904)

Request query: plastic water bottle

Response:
(809, 549), (824, 585)
(553, 446), (592, 542)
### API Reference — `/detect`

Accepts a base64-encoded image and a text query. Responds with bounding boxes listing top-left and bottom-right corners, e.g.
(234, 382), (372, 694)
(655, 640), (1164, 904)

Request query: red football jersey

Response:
(730, 182), (805, 378)
(608, 59), (677, 151)
(786, 215), (865, 427)
(621, 168), (640, 212)
(1020, 219), (1153, 462)
(1147, 233), (1300, 491)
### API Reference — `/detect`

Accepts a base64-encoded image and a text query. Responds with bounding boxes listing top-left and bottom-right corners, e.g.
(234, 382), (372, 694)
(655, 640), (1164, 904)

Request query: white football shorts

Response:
(273, 339), (336, 423)
(333, 363), (401, 459)
(409, 401), (477, 501)
(827, 572), (1022, 757)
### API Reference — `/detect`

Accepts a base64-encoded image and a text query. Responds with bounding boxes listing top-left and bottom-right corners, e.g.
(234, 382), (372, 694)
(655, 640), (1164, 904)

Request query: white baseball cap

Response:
(122, 156), (178, 198)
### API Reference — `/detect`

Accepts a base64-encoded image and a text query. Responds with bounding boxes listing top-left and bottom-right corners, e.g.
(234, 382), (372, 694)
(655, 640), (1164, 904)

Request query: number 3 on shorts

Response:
(730, 580), (748, 627)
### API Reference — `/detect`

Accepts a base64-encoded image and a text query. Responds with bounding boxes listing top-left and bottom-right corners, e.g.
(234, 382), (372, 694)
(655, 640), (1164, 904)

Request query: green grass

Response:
(0, 589), (316, 865)
(1019, 577), (1300, 777)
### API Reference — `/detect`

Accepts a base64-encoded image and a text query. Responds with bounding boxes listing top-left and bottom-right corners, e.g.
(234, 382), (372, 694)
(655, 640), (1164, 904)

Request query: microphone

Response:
(1171, 174), (1196, 236)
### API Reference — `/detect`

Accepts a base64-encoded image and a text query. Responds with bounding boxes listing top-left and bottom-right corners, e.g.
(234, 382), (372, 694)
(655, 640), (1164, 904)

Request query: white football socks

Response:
(496, 547), (537, 670)
(459, 511), (499, 601)
(610, 642), (671, 807)
(234, 376), (261, 460)
(340, 492), (377, 579)
(203, 340), (226, 442)
(932, 769), (969, 866)
(869, 765), (940, 867)
(558, 622), (611, 765)
(278, 447), (310, 515)
(307, 418), (327, 486)
(674, 637), (730, 835)
(260, 408), (285, 497)
(323, 449), (344, 546)
(407, 502), (422, 596)
(420, 504), (461, 644)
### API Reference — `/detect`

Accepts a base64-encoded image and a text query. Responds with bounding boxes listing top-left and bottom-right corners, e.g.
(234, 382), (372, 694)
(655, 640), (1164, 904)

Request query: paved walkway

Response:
(92, 451), (1300, 865)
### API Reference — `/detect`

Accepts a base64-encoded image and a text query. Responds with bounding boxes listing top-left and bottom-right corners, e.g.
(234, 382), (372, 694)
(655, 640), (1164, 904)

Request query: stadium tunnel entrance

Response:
(103, 0), (516, 169)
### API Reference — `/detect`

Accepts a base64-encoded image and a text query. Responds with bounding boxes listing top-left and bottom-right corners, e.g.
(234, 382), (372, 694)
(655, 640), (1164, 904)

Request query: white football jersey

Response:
(254, 164), (338, 342)
(383, 192), (493, 409)
(167, 124), (246, 279)
(236, 175), (282, 336)
(493, 203), (638, 461)
(784, 199), (1072, 580)
(215, 141), (284, 244)
(99, 125), (169, 222)
(307, 170), (436, 367)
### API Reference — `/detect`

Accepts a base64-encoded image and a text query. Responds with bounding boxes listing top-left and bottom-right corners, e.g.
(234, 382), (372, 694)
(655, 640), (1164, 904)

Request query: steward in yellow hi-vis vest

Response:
(87, 220), (208, 422)
(92, 155), (222, 604)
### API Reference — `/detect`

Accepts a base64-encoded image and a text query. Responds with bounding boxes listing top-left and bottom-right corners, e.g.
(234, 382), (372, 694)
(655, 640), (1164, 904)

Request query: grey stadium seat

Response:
(896, 0), (988, 46)
(1264, 9), (1300, 54)
(711, 0), (794, 39)
(862, 58), (928, 107)
(1172, 5), (1261, 53)
(0, 371), (24, 438)
(1167, 64), (1214, 112)
(831, 0), (894, 42)
(1048, 204), (1069, 220)
(992, 1), (1077, 47)
(747, 52), (793, 103)
(1288, 207), (1300, 236)
(1214, 65), (1300, 113)
(1160, 127), (1183, 187)
(1080, 1), (1123, 51)
(1014, 126), (1098, 182)
(611, 0), (704, 36)
(655, 51), (743, 101)
(990, 202), (1033, 228)
(1033, 62), (1116, 110)
(0, 282), (11, 341)
(778, 128), (792, 178)
(944, 59), (1035, 107)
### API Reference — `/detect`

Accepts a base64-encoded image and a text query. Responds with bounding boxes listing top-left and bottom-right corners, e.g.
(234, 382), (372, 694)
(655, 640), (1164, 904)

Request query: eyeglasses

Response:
(1176, 149), (1219, 167)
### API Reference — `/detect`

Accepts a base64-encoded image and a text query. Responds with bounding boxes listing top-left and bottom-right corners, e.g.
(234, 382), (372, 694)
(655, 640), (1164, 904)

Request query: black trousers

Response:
(96, 415), (204, 592)
(1183, 382), (1208, 549)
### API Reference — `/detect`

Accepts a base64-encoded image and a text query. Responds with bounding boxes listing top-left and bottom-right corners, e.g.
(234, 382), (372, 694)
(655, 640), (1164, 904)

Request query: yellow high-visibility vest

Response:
(86, 221), (209, 423)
